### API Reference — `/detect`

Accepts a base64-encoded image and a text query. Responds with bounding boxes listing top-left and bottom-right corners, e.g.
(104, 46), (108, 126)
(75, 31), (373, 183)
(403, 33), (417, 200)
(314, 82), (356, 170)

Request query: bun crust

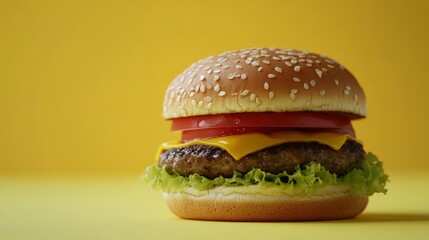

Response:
(164, 48), (366, 119)
(164, 191), (368, 221)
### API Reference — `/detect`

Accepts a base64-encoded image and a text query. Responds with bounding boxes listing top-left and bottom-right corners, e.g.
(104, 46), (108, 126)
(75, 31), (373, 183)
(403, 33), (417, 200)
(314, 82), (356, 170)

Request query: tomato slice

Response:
(171, 112), (356, 142)
(172, 112), (352, 131)
(181, 127), (355, 142)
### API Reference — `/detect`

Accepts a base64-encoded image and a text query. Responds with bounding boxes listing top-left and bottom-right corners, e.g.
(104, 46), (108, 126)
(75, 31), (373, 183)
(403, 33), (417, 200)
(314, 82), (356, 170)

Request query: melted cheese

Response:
(156, 131), (354, 160)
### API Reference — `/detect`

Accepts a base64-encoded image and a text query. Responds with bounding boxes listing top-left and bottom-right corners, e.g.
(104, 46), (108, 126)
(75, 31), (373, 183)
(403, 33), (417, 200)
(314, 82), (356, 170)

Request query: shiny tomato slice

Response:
(171, 112), (355, 142)
(181, 127), (355, 142)
(172, 112), (352, 131)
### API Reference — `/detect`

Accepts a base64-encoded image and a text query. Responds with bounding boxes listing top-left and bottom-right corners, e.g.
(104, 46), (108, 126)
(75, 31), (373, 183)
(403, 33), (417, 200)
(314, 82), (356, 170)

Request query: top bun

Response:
(163, 48), (366, 119)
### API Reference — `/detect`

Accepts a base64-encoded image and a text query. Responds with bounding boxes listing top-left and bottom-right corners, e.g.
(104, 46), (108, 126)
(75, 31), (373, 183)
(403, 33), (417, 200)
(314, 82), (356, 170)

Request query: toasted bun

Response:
(164, 48), (366, 119)
(164, 190), (368, 221)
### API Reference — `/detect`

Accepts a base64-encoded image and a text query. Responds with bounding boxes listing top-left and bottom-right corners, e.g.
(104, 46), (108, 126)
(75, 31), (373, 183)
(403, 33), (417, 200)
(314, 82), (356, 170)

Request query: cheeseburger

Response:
(144, 48), (387, 221)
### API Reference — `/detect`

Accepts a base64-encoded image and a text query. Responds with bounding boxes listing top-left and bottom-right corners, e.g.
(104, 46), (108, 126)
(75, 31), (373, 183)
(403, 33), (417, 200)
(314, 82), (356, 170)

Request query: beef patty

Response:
(158, 140), (366, 179)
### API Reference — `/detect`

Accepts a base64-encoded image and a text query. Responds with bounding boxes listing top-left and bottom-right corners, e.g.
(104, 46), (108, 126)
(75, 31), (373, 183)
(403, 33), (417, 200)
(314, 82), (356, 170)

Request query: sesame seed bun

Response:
(163, 189), (368, 221)
(164, 48), (366, 119)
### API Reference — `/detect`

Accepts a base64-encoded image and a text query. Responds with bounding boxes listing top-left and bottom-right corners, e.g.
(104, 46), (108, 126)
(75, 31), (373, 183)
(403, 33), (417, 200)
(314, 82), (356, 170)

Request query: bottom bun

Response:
(163, 189), (368, 221)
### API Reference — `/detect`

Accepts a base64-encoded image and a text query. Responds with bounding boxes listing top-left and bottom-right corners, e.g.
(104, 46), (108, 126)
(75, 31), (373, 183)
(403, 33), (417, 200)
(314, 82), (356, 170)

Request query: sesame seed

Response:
(346, 85), (351, 90)
(319, 90), (326, 96)
(272, 56), (280, 60)
(195, 84), (200, 92)
(269, 91), (275, 99)
(289, 93), (296, 100)
(214, 63), (221, 67)
(191, 72), (197, 79)
(234, 73), (241, 78)
(268, 74), (276, 79)
(231, 92), (238, 96)
(227, 73), (235, 80)
(213, 75), (220, 82)
(204, 96), (212, 102)
(204, 66), (211, 70)
(241, 74), (247, 80)
(298, 59), (306, 62)
(198, 100), (204, 108)
(303, 83), (309, 89)
(251, 61), (259, 67)
(293, 77), (300, 82)
(236, 64), (243, 69)
(327, 64), (334, 69)
(285, 61), (292, 67)
(207, 69), (213, 74)
(340, 65), (345, 70)
(189, 92), (195, 97)
(176, 95), (181, 103)
(306, 63), (313, 67)
(223, 65), (230, 69)
(354, 94), (358, 101)
(213, 69), (221, 74)
(200, 83), (206, 92)
(206, 102), (213, 109)
(263, 60), (271, 64)
(199, 75), (206, 81)
(264, 82), (270, 90)
(240, 54), (246, 59)
(214, 84), (220, 92)
(218, 91), (226, 97)
(310, 80), (316, 87)
(294, 66), (301, 72)
(291, 59), (298, 64)
(245, 59), (252, 65)
(258, 67), (263, 72)
(315, 60), (321, 64)
(240, 89), (249, 96)
(331, 80), (338, 87)
(344, 89), (350, 95)
(275, 67), (283, 73)
(250, 93), (256, 102)
(191, 99), (197, 106)
(315, 69), (323, 78)
(322, 68), (328, 72)
(222, 58), (228, 62)
(306, 59), (314, 63)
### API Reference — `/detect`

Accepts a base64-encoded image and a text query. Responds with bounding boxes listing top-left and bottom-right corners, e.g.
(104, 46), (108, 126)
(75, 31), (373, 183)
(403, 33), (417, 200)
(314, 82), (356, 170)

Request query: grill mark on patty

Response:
(158, 140), (366, 179)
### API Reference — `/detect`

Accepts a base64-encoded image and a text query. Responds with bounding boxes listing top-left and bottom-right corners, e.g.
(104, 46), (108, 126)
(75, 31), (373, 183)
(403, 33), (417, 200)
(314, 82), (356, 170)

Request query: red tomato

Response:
(171, 112), (356, 142)
(181, 127), (355, 142)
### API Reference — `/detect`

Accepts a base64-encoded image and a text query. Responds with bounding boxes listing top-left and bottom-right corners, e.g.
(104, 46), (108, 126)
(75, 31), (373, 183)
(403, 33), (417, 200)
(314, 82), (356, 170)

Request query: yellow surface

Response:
(1, 172), (428, 240)
(1, 0), (429, 174)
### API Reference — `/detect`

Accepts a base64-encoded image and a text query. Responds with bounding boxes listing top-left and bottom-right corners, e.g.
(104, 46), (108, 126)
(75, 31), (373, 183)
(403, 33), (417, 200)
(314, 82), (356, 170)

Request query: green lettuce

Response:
(143, 152), (387, 196)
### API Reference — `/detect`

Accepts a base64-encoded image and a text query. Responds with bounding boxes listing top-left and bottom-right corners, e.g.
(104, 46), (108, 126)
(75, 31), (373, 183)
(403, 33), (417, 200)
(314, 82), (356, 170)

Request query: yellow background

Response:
(1, 0), (429, 239)
(1, 0), (429, 175)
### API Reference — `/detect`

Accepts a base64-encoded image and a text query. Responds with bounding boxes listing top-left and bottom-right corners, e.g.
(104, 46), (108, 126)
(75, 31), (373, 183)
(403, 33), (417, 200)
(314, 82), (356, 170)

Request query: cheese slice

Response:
(156, 131), (354, 160)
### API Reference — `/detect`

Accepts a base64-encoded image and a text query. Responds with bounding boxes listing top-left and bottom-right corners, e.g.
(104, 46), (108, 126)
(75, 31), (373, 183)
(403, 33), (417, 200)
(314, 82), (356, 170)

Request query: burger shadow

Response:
(166, 213), (429, 223)
(329, 213), (429, 223)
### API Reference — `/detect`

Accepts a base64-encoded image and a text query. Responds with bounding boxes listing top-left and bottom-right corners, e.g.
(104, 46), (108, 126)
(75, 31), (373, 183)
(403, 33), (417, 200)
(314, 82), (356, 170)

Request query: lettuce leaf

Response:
(143, 152), (387, 196)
